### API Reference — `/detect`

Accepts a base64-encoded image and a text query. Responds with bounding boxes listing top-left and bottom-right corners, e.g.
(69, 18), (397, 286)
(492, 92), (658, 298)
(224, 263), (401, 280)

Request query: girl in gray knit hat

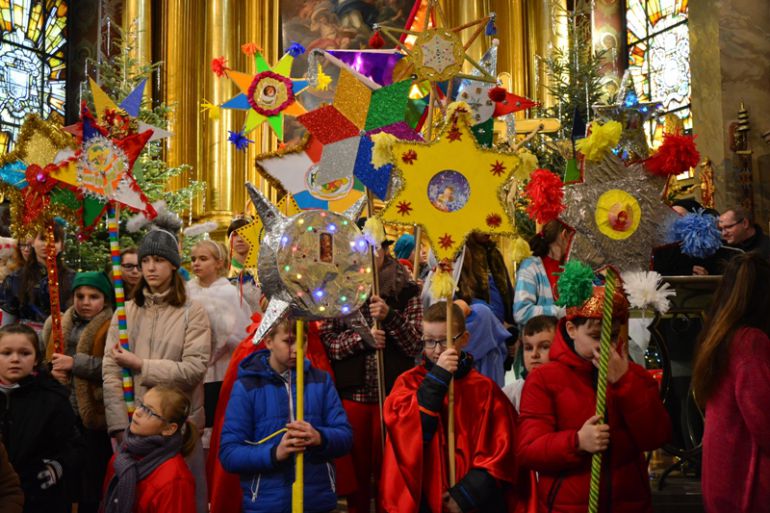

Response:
(101, 226), (212, 513)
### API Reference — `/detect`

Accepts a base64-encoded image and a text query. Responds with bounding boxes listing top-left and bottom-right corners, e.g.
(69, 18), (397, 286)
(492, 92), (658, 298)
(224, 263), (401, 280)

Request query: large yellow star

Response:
(379, 110), (521, 261)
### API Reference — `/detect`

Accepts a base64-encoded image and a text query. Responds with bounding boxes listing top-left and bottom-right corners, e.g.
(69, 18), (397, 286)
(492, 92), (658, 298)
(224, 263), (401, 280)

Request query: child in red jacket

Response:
(102, 386), (197, 513)
(516, 281), (671, 513)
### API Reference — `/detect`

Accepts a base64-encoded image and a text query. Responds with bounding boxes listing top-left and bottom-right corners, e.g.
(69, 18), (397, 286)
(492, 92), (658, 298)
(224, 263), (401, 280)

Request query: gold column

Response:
(122, 0), (152, 69)
(439, 0), (491, 68)
(492, 0), (530, 97)
(159, 0), (204, 195)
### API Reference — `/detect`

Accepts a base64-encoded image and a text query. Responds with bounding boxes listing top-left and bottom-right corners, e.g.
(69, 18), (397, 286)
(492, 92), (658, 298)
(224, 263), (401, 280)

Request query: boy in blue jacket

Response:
(219, 318), (353, 513)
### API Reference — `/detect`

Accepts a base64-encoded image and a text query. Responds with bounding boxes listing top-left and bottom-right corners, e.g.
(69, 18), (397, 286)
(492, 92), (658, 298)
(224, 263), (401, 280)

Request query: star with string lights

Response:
(592, 70), (661, 160)
(379, 108), (523, 261)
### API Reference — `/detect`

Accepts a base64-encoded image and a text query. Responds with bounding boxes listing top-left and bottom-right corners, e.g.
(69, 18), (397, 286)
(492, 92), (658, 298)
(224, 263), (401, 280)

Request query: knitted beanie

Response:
(138, 229), (181, 268)
(72, 271), (114, 303)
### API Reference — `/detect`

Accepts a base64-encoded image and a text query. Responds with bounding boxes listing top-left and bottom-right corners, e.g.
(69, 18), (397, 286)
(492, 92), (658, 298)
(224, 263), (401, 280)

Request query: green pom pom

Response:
(556, 260), (595, 307)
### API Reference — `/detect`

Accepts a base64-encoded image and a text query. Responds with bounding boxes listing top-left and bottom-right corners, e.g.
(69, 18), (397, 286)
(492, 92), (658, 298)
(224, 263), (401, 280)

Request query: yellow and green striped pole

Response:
(588, 270), (618, 513)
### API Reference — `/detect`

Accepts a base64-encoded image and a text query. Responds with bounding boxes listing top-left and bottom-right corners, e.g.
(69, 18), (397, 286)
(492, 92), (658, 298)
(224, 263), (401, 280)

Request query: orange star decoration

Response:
(235, 194), (302, 269)
(379, 109), (523, 261)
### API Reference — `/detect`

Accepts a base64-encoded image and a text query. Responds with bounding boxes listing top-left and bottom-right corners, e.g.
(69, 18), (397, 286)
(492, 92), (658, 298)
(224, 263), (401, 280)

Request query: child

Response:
(503, 315), (556, 413)
(102, 386), (197, 513)
(0, 324), (82, 513)
(188, 240), (251, 445)
(119, 248), (141, 300)
(380, 301), (517, 513)
(42, 271), (115, 513)
(517, 283), (671, 513)
(102, 227), (211, 513)
(219, 318), (352, 513)
(0, 225), (74, 330)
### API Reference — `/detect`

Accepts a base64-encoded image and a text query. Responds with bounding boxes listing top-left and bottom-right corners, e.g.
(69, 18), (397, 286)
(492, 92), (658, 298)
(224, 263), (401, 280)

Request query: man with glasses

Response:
(718, 207), (770, 260)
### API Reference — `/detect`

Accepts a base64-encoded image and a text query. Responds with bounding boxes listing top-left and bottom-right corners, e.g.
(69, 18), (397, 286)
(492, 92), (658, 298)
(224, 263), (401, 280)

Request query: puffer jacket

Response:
(102, 288), (212, 434)
(42, 306), (113, 430)
(517, 320), (671, 513)
(219, 350), (352, 513)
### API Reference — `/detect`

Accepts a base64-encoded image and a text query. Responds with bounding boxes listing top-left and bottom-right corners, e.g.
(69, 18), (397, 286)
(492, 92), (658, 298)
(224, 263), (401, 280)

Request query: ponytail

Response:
(180, 420), (199, 457)
(528, 219), (564, 258)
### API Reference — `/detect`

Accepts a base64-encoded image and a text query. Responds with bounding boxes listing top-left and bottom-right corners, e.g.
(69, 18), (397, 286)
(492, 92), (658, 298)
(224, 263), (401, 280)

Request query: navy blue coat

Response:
(219, 350), (352, 513)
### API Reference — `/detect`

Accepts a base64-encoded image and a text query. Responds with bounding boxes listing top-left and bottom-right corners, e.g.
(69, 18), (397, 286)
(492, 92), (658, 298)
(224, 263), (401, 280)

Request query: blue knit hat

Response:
(394, 233), (416, 260)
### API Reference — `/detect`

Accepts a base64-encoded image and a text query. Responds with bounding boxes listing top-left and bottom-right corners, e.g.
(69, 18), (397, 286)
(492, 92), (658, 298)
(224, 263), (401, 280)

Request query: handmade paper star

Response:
(562, 153), (671, 270)
(244, 182), (368, 344)
(379, 109), (522, 261)
(218, 48), (309, 141)
(592, 71), (661, 160)
(64, 79), (159, 233)
(254, 135), (365, 212)
(0, 115), (85, 238)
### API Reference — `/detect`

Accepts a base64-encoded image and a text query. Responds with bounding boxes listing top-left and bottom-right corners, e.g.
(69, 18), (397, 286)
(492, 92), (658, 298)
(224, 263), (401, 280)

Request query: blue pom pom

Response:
(287, 42), (305, 57)
(668, 210), (722, 258)
(228, 130), (253, 151)
(485, 18), (497, 36)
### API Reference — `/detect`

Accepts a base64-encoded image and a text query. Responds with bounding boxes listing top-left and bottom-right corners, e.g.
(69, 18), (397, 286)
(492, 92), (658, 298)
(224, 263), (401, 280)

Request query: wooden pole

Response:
(45, 220), (64, 355)
(426, 87), (436, 141)
(446, 298), (456, 486)
(366, 189), (387, 450)
(292, 320), (305, 513)
(412, 225), (422, 281)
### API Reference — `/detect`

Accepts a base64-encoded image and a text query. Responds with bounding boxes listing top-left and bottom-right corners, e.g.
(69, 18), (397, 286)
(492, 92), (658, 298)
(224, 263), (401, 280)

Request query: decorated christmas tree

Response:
(65, 26), (205, 271)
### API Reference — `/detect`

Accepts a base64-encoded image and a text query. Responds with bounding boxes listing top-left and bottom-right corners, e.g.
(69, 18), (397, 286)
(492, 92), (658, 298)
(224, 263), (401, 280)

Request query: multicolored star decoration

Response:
(378, 106), (525, 262)
(592, 70), (661, 161)
(0, 115), (82, 239)
(296, 60), (421, 200)
(561, 152), (672, 270)
(57, 79), (159, 233)
(254, 135), (365, 212)
(214, 44), (309, 142)
(234, 194), (302, 271)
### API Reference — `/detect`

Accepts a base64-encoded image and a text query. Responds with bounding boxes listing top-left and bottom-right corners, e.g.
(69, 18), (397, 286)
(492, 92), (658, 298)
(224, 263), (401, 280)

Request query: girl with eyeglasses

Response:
(102, 386), (197, 513)
(118, 248), (141, 301)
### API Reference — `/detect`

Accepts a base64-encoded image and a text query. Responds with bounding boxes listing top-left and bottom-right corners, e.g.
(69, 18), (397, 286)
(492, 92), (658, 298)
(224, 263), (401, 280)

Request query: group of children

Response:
(0, 216), (673, 513)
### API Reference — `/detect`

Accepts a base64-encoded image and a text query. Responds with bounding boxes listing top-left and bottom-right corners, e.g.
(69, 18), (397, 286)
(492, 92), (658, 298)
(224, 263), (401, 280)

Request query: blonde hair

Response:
(149, 386), (199, 457)
(192, 240), (229, 278)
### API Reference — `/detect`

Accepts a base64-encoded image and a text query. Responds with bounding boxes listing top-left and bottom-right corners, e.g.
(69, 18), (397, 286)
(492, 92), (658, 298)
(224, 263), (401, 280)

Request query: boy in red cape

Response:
(381, 301), (518, 513)
(206, 313), (347, 513)
(517, 281), (671, 513)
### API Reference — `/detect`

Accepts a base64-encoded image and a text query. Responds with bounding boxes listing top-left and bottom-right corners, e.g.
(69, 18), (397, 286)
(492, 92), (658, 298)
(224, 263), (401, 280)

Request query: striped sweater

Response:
(513, 256), (565, 325)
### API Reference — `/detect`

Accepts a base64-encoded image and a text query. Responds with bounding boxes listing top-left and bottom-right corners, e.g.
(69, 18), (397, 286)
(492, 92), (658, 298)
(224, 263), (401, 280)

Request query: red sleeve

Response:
(517, 370), (587, 473)
(148, 477), (196, 513)
(612, 363), (672, 451)
(734, 331), (770, 453)
(380, 371), (439, 513)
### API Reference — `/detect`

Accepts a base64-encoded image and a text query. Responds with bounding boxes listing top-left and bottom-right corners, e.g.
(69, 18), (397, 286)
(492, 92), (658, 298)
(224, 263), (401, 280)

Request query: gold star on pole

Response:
(379, 108), (522, 261)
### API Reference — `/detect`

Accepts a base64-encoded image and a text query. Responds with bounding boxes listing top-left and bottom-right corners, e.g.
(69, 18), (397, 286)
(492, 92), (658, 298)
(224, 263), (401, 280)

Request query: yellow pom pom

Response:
(511, 236), (532, 264)
(315, 64), (332, 91)
(576, 121), (622, 162)
(371, 132), (397, 169)
(430, 267), (456, 300)
(363, 217), (385, 247)
(200, 99), (221, 120)
(515, 148), (538, 181)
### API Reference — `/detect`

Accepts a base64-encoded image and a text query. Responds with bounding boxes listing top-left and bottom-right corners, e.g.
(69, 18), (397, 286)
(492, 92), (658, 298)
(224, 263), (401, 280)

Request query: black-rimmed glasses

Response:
(422, 331), (465, 349)
(136, 400), (170, 423)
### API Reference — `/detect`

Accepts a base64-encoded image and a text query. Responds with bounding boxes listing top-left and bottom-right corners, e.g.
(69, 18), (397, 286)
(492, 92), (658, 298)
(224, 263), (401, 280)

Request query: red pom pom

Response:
(644, 133), (700, 176)
(369, 31), (385, 49)
(488, 86), (507, 103)
(210, 56), (230, 78)
(524, 169), (565, 224)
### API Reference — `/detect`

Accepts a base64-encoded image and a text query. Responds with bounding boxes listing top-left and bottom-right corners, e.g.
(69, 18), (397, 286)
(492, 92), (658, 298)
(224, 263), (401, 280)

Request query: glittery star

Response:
(438, 233), (454, 249)
(447, 125), (462, 142)
(397, 201), (413, 216)
(401, 150), (418, 164)
(486, 213), (502, 228)
(490, 160), (506, 176)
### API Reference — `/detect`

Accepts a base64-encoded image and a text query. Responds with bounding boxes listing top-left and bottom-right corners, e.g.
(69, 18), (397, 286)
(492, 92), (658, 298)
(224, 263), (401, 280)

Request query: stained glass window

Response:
(626, 0), (690, 146)
(0, 0), (68, 152)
